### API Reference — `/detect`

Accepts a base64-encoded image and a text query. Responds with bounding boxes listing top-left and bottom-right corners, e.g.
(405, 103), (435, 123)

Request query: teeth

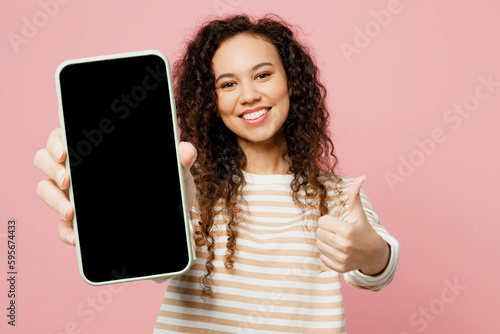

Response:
(242, 108), (269, 120)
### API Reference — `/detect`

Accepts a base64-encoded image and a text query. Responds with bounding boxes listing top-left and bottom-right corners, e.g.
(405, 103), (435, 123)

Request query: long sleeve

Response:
(343, 231), (400, 291)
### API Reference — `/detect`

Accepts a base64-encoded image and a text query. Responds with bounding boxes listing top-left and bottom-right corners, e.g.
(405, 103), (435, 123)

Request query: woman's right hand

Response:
(34, 128), (75, 245)
(178, 141), (198, 256)
(178, 141), (197, 213)
(34, 127), (198, 247)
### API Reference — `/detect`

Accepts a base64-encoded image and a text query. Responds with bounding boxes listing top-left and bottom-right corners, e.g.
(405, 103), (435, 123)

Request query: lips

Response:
(239, 107), (271, 121)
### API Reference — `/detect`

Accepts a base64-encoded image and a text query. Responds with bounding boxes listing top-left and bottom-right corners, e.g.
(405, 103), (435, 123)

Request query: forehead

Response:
(212, 34), (283, 73)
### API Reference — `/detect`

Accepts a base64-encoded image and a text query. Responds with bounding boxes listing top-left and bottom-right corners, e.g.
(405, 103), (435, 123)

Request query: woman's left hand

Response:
(315, 176), (390, 276)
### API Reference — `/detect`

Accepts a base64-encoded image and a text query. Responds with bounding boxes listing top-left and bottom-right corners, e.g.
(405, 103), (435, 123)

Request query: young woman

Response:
(35, 14), (400, 334)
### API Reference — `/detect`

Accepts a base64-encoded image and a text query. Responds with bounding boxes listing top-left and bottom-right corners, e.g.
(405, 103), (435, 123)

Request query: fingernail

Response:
(56, 168), (67, 188)
(66, 234), (74, 245)
(52, 143), (64, 161)
(59, 203), (69, 220)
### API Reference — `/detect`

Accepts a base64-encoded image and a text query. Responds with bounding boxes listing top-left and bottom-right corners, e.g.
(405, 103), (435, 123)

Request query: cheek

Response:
(216, 93), (237, 118)
(269, 79), (291, 110)
(216, 96), (240, 133)
(275, 87), (291, 116)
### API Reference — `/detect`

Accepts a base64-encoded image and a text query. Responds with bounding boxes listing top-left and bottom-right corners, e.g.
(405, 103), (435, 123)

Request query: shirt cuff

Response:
(343, 232), (400, 291)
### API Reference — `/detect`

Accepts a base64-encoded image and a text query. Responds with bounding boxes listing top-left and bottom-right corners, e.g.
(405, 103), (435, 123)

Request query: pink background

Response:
(1, 0), (498, 333)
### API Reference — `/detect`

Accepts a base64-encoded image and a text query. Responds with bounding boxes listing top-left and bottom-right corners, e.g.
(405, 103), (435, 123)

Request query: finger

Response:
(347, 175), (366, 221)
(316, 236), (351, 273)
(179, 141), (197, 211)
(317, 215), (343, 234)
(179, 141), (197, 169)
(58, 218), (75, 246)
(36, 179), (74, 221)
(34, 149), (70, 190)
(316, 227), (331, 245)
(315, 236), (335, 256)
(317, 237), (352, 272)
(46, 128), (66, 163)
(321, 253), (353, 273)
(316, 228), (346, 255)
(318, 253), (337, 271)
(188, 219), (197, 262)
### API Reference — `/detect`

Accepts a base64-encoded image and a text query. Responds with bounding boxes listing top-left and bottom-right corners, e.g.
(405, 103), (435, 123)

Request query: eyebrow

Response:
(215, 62), (274, 84)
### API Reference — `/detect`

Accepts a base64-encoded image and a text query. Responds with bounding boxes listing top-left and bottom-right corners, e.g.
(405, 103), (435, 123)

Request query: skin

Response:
(212, 33), (291, 175)
(34, 34), (389, 276)
(316, 176), (391, 276)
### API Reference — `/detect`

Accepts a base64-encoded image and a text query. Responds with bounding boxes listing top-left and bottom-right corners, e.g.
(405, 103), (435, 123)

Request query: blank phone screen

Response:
(58, 54), (190, 284)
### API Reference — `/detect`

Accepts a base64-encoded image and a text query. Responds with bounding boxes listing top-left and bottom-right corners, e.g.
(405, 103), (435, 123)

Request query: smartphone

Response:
(55, 50), (193, 285)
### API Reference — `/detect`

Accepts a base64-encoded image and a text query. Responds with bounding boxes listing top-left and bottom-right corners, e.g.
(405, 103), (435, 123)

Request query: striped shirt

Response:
(153, 171), (400, 333)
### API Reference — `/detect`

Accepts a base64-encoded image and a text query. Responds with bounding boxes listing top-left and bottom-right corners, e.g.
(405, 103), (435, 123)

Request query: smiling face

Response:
(212, 33), (290, 147)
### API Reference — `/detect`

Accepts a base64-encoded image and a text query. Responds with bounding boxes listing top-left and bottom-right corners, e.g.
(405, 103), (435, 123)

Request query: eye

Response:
(220, 81), (236, 89)
(256, 72), (271, 80)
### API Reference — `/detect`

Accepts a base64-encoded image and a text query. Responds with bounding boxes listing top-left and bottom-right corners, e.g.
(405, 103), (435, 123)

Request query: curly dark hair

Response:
(173, 14), (343, 298)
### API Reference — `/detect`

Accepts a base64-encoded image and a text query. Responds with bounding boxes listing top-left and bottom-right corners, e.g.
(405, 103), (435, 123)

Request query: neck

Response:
(238, 128), (291, 175)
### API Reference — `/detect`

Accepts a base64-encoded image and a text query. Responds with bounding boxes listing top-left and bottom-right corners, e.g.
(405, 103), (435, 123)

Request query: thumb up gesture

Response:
(316, 176), (390, 276)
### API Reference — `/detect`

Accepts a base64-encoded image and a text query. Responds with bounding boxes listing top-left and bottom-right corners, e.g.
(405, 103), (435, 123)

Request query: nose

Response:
(238, 80), (261, 104)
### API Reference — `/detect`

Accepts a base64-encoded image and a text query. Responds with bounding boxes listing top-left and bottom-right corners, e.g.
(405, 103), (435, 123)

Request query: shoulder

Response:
(318, 170), (376, 204)
(317, 169), (356, 192)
